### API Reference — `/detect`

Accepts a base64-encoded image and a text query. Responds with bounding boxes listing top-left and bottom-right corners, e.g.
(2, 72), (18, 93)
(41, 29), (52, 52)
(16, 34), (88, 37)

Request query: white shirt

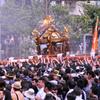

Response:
(67, 89), (74, 95)
(75, 95), (83, 100)
(36, 88), (46, 100)
(65, 89), (74, 100)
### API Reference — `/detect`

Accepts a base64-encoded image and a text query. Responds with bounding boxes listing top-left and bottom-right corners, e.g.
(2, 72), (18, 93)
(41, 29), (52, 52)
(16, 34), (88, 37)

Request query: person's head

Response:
(24, 88), (35, 100)
(12, 81), (22, 91)
(68, 80), (76, 89)
(0, 68), (5, 76)
(87, 71), (95, 79)
(37, 77), (46, 89)
(6, 72), (14, 80)
(44, 81), (52, 93)
(65, 67), (71, 74)
(0, 90), (4, 100)
(32, 78), (38, 86)
(0, 79), (5, 90)
(73, 86), (82, 96)
(67, 92), (76, 100)
(23, 70), (28, 76)
(77, 77), (88, 89)
(51, 70), (61, 80)
(51, 85), (58, 94)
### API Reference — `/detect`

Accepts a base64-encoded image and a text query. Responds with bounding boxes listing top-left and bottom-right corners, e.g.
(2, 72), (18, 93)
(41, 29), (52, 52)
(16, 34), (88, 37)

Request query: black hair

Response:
(45, 81), (53, 91)
(39, 77), (48, 83)
(77, 77), (88, 89)
(67, 92), (76, 100)
(73, 86), (82, 96)
(68, 80), (76, 89)
(44, 94), (56, 100)
(0, 79), (6, 90)
(88, 71), (95, 78)
(91, 84), (99, 95)
(32, 78), (38, 83)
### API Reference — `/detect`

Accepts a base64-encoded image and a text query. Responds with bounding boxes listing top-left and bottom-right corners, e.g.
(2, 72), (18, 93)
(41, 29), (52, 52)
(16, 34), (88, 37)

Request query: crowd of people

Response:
(0, 55), (100, 100)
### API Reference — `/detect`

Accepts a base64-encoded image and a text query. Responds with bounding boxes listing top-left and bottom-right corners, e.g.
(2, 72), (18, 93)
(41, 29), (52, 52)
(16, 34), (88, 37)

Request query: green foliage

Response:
(52, 4), (69, 15)
(84, 4), (100, 27)
(51, 4), (83, 39)
(51, 5), (70, 30)
(51, 3), (100, 40)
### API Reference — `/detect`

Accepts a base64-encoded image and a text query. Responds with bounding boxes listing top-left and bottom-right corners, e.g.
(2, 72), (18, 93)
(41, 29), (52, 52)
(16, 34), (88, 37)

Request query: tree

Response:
(83, 4), (100, 33)
(1, 0), (100, 57)
(0, 0), (45, 58)
(51, 3), (100, 53)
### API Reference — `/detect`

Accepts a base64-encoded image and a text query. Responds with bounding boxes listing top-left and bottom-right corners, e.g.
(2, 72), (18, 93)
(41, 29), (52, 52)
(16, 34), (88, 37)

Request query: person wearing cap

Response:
(50, 70), (61, 82)
(11, 81), (24, 100)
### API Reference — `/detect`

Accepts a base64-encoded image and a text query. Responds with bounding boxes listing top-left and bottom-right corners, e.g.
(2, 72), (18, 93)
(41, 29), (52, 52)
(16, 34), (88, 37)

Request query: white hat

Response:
(12, 81), (22, 89)
(47, 68), (52, 72)
(49, 80), (58, 85)
(24, 88), (35, 99)
(76, 66), (80, 70)
(43, 72), (49, 76)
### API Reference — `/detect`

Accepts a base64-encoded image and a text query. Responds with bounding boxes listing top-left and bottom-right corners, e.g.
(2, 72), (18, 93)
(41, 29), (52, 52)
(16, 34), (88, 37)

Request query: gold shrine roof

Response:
(37, 27), (68, 44)
(32, 16), (69, 44)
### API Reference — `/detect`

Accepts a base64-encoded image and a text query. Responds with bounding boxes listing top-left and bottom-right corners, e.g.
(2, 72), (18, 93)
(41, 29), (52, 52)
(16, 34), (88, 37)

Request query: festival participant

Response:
(0, 55), (99, 100)
(11, 81), (24, 100)
(24, 88), (35, 100)
(31, 78), (38, 95)
(35, 77), (46, 100)
(44, 81), (56, 100)
(0, 79), (12, 100)
(88, 85), (98, 100)
(65, 80), (76, 100)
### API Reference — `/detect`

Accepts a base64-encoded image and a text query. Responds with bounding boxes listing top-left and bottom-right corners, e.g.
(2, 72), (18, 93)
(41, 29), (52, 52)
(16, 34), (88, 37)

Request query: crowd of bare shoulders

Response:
(0, 55), (100, 100)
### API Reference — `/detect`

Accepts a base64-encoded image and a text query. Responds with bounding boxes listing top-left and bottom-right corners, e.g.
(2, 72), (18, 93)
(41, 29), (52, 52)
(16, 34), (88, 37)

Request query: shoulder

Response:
(11, 93), (16, 100)
(44, 93), (56, 100)
(89, 95), (98, 100)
